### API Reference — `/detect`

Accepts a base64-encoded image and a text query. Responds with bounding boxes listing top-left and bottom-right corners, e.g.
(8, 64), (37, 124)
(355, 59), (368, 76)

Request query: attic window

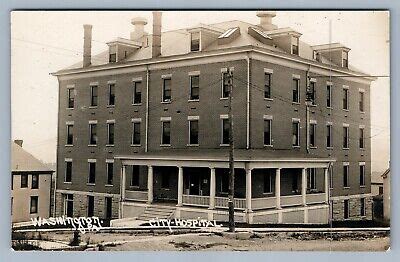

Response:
(191, 32), (200, 52)
(291, 36), (299, 55)
(247, 27), (272, 45)
(109, 53), (116, 63)
(342, 51), (348, 68)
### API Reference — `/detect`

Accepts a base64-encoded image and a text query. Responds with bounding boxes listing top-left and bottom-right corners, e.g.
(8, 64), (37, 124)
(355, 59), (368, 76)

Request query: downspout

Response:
(145, 65), (150, 152)
(246, 52), (250, 149)
(306, 65), (311, 154)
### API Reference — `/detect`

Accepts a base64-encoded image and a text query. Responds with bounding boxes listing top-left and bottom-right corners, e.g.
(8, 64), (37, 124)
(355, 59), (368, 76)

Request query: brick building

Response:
(53, 11), (374, 224)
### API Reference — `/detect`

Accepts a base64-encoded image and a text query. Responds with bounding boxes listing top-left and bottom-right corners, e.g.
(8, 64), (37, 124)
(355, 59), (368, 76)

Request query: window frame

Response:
(132, 121), (141, 146)
(30, 196), (38, 214)
(106, 161), (114, 185)
(292, 120), (300, 147)
(133, 81), (142, 105)
(343, 125), (349, 149)
(188, 119), (199, 145)
(307, 168), (317, 190)
(89, 122), (98, 145)
(107, 121), (115, 146)
(31, 174), (39, 189)
(65, 160), (72, 183)
(161, 120), (171, 146)
(263, 118), (272, 146)
(342, 87), (349, 110)
(359, 91), (365, 112)
(359, 163), (366, 187)
(292, 78), (300, 103)
(326, 84), (332, 108)
(90, 85), (98, 107)
(360, 198), (366, 217)
(20, 174), (28, 188)
(189, 75), (200, 101)
(88, 160), (96, 185)
(130, 165), (140, 187)
(66, 123), (74, 145)
(359, 127), (365, 149)
(291, 36), (299, 55)
(326, 123), (333, 148)
(343, 164), (350, 188)
(221, 117), (230, 146)
(87, 195), (95, 217)
(221, 72), (230, 99)
(309, 122), (317, 148)
(309, 81), (316, 105)
(108, 83), (115, 106)
(263, 173), (273, 194)
(67, 88), (75, 109)
(190, 32), (200, 52)
(344, 199), (350, 219)
(264, 72), (272, 99)
(162, 78), (172, 103)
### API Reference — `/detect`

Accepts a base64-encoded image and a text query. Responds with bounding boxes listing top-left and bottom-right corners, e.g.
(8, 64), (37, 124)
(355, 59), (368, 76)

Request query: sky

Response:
(10, 11), (390, 172)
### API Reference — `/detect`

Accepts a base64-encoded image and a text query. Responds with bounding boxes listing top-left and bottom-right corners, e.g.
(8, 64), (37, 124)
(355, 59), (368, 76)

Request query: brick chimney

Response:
(256, 11), (278, 31)
(14, 140), (23, 147)
(152, 11), (162, 58)
(83, 24), (93, 67)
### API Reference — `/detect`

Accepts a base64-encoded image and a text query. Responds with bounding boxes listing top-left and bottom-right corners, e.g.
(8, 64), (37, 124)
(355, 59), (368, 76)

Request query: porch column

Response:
(324, 167), (329, 203)
(121, 165), (126, 200)
(177, 166), (183, 206)
(147, 165), (153, 204)
(275, 168), (281, 209)
(209, 167), (216, 209)
(302, 168), (307, 206)
(246, 168), (252, 212)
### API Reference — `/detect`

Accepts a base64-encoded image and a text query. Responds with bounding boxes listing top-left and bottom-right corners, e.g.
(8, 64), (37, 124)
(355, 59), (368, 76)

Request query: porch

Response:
(117, 150), (334, 223)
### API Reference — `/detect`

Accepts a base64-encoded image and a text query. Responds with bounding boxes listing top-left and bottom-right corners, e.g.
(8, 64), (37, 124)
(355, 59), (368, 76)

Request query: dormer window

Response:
(191, 32), (200, 52)
(291, 36), (299, 55)
(342, 51), (348, 68)
(109, 53), (116, 63)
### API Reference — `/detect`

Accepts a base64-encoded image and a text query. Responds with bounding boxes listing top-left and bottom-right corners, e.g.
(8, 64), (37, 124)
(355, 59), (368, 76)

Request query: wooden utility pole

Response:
(227, 68), (235, 232)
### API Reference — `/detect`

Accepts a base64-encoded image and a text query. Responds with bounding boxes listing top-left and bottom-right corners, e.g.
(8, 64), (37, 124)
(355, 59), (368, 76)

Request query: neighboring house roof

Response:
(11, 142), (53, 173)
(57, 19), (368, 76)
(382, 168), (390, 179)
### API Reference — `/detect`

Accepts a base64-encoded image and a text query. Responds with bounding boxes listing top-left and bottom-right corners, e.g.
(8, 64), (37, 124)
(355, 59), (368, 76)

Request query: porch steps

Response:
(137, 205), (176, 221)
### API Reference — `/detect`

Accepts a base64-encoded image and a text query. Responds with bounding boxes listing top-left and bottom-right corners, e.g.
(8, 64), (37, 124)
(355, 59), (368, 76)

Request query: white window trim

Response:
(292, 74), (301, 79)
(220, 114), (229, 119)
(132, 77), (143, 82)
(106, 159), (114, 163)
(106, 119), (115, 124)
(188, 71), (200, 76)
(89, 120), (98, 124)
(90, 82), (99, 86)
(188, 115), (200, 120)
(264, 68), (274, 74)
(88, 159), (97, 163)
(310, 119), (317, 124)
(160, 116), (172, 121)
(132, 118), (142, 123)
(107, 80), (116, 84)
(263, 115), (273, 120)
(66, 84), (75, 88)
(161, 74), (172, 79)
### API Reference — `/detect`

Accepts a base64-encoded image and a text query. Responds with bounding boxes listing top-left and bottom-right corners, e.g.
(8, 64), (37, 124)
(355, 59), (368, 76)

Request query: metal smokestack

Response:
(83, 24), (92, 67)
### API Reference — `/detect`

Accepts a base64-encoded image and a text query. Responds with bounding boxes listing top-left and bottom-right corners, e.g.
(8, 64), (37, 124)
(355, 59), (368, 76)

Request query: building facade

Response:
(11, 140), (53, 223)
(53, 11), (374, 224)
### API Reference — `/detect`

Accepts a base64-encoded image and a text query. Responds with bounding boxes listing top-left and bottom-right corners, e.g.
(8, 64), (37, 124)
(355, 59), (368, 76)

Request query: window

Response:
(292, 78), (300, 103)
(67, 88), (75, 109)
(222, 118), (230, 145)
(359, 127), (365, 149)
(344, 199), (349, 219)
(309, 122), (316, 147)
(162, 78), (172, 102)
(31, 174), (39, 189)
(105, 197), (112, 219)
(222, 72), (230, 98)
(307, 168), (316, 190)
(66, 124), (74, 145)
(343, 164), (349, 188)
(64, 194), (74, 217)
(132, 122), (141, 145)
(309, 81), (316, 105)
(161, 173), (170, 189)
(291, 174), (299, 192)
(326, 84), (332, 108)
(106, 162), (114, 185)
(190, 32), (200, 52)
(30, 196), (38, 214)
(264, 173), (273, 193)
(90, 85), (98, 107)
(329, 166), (334, 189)
(87, 195), (94, 217)
(360, 198), (366, 216)
(189, 120), (199, 145)
(218, 173), (229, 194)
(292, 120), (300, 147)
(190, 75), (200, 100)
(342, 88), (349, 110)
(21, 174), (28, 188)
(108, 83), (115, 106)
(88, 161), (96, 184)
(109, 53), (116, 63)
(326, 124), (333, 148)
(359, 164), (365, 187)
(133, 81), (142, 104)
(342, 51), (348, 68)
(107, 122), (115, 145)
(343, 126), (349, 149)
(264, 119), (272, 146)
(65, 161), (72, 183)
(89, 123), (97, 145)
(291, 36), (299, 55)
(131, 166), (140, 187)
(161, 121), (171, 145)
(264, 73), (272, 99)
(359, 91), (365, 112)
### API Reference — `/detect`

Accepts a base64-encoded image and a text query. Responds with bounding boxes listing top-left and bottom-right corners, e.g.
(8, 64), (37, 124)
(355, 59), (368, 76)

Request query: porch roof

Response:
(115, 149), (335, 163)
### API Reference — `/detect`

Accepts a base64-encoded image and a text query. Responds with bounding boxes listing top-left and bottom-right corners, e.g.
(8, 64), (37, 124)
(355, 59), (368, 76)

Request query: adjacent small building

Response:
(11, 140), (53, 223)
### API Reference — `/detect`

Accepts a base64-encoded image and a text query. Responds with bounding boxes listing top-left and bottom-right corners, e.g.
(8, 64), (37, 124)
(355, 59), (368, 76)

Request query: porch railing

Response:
(281, 194), (303, 207)
(306, 193), (326, 204)
(251, 197), (276, 210)
(125, 190), (148, 202)
(182, 194), (209, 207)
(215, 197), (246, 209)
